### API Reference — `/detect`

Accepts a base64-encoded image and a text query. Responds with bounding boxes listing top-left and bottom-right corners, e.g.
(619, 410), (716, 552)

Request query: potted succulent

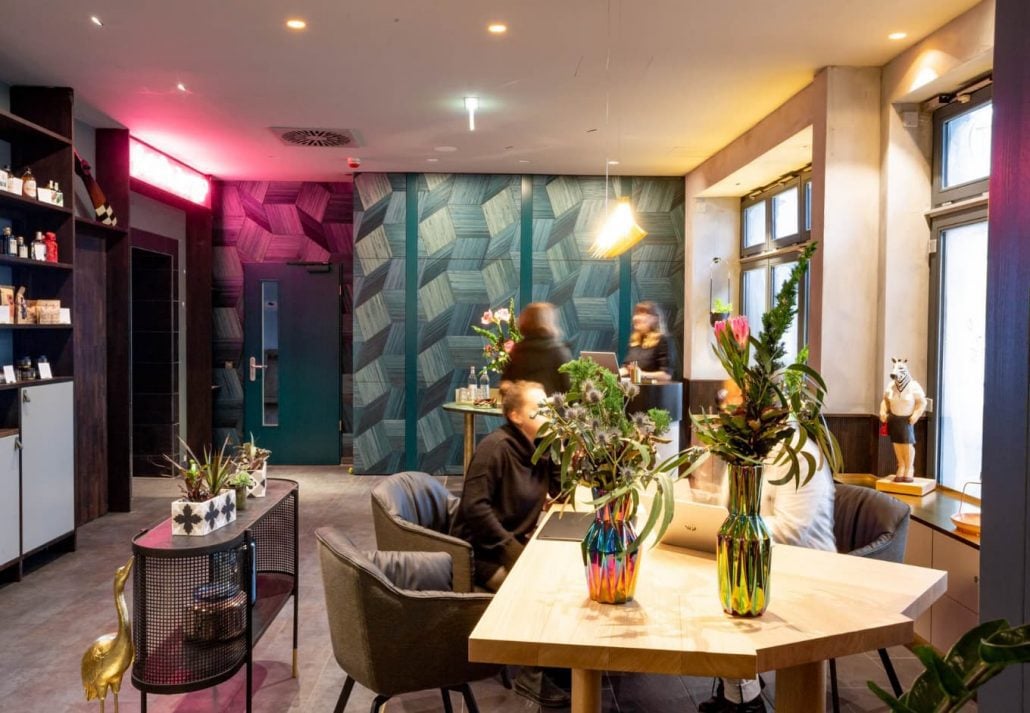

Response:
(235, 434), (271, 497)
(709, 297), (733, 326)
(166, 438), (238, 536)
(533, 358), (703, 604)
(228, 472), (255, 511)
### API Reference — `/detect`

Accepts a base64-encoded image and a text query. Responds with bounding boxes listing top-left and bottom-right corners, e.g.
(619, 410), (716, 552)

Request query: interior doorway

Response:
(130, 230), (181, 476)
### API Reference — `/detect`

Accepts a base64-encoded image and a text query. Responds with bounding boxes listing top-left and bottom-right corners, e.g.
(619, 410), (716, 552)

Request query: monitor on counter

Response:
(580, 351), (620, 374)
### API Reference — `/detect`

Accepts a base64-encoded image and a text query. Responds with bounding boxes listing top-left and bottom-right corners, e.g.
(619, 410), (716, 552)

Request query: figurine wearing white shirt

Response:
(879, 358), (927, 483)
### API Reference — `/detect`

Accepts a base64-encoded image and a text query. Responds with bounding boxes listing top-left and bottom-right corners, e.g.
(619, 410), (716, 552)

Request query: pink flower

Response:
(715, 316), (749, 348)
(481, 309), (493, 325)
(495, 308), (511, 323)
(503, 340), (515, 353)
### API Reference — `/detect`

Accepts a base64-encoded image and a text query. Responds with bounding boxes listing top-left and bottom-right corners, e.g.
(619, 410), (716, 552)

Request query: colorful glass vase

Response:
(717, 464), (772, 616)
(582, 489), (640, 604)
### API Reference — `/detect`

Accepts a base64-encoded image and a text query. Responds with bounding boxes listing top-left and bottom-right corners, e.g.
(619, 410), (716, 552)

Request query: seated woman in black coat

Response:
(501, 302), (572, 395)
(621, 301), (672, 383)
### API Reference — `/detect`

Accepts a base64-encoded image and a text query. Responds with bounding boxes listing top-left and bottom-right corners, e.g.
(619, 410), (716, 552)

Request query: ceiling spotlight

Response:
(487, 23), (507, 34)
(286, 18), (307, 30)
(176, 82), (188, 92)
(518, 159), (531, 164)
(90, 16), (103, 27)
(427, 158), (439, 163)
(464, 96), (479, 131)
(607, 160), (620, 166)
(888, 31), (907, 40)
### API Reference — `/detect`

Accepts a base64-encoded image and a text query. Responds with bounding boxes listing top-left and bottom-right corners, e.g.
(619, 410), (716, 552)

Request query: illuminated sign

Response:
(129, 138), (210, 206)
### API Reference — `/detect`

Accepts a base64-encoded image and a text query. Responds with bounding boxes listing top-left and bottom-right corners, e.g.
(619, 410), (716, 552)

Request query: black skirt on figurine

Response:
(887, 414), (915, 444)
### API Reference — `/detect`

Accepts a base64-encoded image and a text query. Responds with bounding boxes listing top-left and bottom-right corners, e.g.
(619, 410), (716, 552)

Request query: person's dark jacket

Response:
(450, 423), (559, 583)
(624, 334), (671, 375)
(502, 335), (572, 395)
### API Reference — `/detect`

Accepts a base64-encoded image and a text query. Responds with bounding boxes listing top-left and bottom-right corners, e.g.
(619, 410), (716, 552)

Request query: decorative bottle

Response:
(0, 165), (8, 192)
(479, 368), (490, 401)
(6, 229), (17, 255)
(32, 232), (46, 261)
(17, 236), (28, 259)
(467, 366), (477, 400)
(1, 227), (11, 255)
(21, 168), (36, 199)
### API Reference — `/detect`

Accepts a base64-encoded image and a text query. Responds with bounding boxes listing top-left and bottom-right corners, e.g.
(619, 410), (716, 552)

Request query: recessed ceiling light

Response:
(427, 158), (439, 163)
(90, 16), (103, 27)
(464, 97), (479, 131)
(488, 23), (507, 34)
(434, 146), (458, 153)
(286, 18), (307, 30)
(888, 31), (907, 40)
(607, 160), (620, 166)
(518, 159), (531, 164)
(176, 82), (188, 92)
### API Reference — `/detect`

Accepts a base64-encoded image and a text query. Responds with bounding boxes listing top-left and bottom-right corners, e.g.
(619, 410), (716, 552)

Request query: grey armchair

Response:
(315, 527), (499, 713)
(371, 471), (475, 592)
(829, 483), (913, 713)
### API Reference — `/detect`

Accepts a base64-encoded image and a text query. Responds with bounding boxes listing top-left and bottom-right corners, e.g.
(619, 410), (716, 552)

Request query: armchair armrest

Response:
(372, 499), (476, 592)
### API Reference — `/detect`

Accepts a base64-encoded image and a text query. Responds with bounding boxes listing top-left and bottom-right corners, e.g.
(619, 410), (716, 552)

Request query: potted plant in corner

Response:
(692, 243), (842, 616)
(533, 358), (703, 604)
(235, 434), (271, 497)
(167, 438), (238, 536)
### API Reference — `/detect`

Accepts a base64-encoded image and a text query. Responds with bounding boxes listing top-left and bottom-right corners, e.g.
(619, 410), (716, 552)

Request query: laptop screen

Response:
(580, 351), (620, 374)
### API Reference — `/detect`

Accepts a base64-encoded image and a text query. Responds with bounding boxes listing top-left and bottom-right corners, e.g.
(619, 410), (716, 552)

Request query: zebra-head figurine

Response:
(890, 358), (911, 392)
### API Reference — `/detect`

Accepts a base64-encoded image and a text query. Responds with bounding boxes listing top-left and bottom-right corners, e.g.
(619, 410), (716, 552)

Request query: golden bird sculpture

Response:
(81, 556), (135, 713)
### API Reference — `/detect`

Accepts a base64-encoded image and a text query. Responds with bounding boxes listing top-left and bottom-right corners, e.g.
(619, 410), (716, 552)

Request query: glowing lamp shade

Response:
(591, 198), (647, 258)
(129, 138), (210, 206)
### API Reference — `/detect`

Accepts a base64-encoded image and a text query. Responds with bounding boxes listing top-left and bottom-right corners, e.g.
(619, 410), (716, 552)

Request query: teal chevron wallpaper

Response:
(349, 173), (684, 475)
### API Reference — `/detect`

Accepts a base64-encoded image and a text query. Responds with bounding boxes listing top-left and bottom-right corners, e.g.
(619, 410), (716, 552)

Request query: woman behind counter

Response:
(621, 301), (672, 383)
(501, 302), (572, 395)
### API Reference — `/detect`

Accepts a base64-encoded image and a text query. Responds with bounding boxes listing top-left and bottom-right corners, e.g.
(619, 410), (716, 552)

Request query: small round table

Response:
(441, 401), (503, 475)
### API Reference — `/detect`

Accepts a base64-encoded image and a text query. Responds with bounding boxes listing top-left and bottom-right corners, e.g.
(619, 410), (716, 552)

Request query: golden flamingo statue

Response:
(81, 556), (134, 713)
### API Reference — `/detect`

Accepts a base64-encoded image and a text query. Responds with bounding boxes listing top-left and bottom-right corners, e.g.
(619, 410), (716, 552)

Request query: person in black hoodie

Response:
(450, 379), (569, 707)
(501, 302), (572, 395)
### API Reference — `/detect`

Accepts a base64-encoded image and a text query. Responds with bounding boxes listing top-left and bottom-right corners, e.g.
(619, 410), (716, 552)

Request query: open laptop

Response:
(580, 351), (620, 375)
(657, 499), (729, 553)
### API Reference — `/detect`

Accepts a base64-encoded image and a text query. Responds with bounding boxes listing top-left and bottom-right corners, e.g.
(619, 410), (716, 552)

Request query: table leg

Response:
(776, 660), (827, 713)
(463, 412), (476, 474)
(571, 669), (602, 713)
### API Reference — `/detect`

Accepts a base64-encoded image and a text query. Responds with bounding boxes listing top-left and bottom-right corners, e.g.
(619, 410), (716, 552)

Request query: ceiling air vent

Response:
(271, 127), (362, 148)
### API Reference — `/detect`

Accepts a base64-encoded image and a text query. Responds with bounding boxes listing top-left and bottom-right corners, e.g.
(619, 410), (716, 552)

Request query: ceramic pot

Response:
(171, 490), (236, 536)
(247, 463), (268, 497)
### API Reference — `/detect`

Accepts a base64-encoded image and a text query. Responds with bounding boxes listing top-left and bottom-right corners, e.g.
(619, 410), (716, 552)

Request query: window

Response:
(927, 80), (991, 493)
(738, 168), (812, 363)
(932, 85), (992, 205)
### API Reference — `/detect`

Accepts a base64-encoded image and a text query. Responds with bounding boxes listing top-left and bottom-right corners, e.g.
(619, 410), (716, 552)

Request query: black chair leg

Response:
(878, 648), (904, 696)
(334, 676), (356, 713)
(500, 666), (513, 689)
(440, 688), (455, 713)
(370, 694), (390, 713)
(459, 683), (482, 713)
(829, 658), (841, 713)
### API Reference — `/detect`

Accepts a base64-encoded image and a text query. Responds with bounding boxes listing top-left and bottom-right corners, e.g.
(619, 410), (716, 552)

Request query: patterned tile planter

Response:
(171, 490), (237, 536)
(247, 464), (268, 498)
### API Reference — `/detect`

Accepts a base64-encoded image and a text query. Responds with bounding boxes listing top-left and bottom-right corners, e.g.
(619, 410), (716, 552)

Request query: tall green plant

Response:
(691, 243), (842, 488)
(870, 619), (1030, 711)
(532, 358), (705, 550)
(165, 437), (239, 502)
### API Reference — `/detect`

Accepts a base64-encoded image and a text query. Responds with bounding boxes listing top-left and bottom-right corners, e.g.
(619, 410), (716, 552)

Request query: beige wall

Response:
(682, 0), (995, 415)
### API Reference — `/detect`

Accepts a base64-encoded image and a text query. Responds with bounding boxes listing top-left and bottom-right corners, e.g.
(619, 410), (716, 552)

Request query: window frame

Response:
(739, 171), (808, 258)
(738, 250), (810, 361)
(931, 84), (993, 206)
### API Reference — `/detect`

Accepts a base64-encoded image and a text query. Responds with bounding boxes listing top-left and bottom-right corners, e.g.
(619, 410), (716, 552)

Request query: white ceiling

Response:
(0, 0), (979, 181)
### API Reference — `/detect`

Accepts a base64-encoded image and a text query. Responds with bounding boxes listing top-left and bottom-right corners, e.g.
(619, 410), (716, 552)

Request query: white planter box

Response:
(171, 490), (237, 536)
(248, 464), (268, 498)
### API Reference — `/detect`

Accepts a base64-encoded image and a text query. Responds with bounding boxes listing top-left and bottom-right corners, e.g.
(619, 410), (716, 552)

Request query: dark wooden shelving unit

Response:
(0, 376), (73, 392)
(0, 190), (72, 216)
(74, 215), (127, 237)
(0, 109), (71, 147)
(0, 324), (73, 330)
(0, 254), (73, 270)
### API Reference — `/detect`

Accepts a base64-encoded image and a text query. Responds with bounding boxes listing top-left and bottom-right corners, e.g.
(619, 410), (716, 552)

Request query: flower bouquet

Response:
(692, 243), (841, 615)
(533, 358), (703, 603)
(471, 297), (521, 374)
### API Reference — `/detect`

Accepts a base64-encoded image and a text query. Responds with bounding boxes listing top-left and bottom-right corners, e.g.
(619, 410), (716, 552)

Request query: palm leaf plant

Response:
(166, 437), (238, 502)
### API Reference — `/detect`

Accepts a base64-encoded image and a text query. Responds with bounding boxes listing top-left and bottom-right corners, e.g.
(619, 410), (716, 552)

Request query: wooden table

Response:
(469, 515), (946, 713)
(441, 401), (503, 474)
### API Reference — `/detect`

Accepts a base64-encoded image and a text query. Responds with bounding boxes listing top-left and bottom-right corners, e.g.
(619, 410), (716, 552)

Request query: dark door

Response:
(243, 264), (340, 464)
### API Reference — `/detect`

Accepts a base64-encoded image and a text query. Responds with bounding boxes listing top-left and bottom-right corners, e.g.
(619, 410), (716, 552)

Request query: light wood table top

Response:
(469, 512), (947, 713)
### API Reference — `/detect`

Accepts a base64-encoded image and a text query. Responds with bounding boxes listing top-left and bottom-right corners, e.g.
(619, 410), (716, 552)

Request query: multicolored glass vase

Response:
(716, 464), (772, 616)
(582, 490), (640, 604)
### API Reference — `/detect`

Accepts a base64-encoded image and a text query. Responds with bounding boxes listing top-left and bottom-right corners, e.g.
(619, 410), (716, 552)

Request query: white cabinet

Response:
(19, 382), (75, 553)
(904, 520), (980, 653)
(0, 435), (19, 566)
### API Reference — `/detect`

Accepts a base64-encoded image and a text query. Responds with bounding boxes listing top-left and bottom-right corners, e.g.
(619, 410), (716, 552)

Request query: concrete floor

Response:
(0, 467), (950, 713)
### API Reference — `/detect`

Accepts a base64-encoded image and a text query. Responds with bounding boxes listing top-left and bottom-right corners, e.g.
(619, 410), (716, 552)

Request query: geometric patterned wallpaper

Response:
(212, 174), (682, 474)
(351, 173), (684, 474)
(211, 180), (354, 454)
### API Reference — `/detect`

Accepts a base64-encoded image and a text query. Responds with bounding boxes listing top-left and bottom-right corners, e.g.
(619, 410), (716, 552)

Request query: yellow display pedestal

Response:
(875, 476), (936, 497)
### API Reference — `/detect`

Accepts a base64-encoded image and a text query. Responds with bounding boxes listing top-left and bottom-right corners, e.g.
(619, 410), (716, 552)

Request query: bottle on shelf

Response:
(32, 231), (46, 261)
(0, 165), (8, 192)
(6, 229), (17, 256)
(54, 182), (64, 207)
(1, 227), (11, 255)
(21, 168), (36, 199)
(479, 368), (490, 401)
(467, 366), (477, 401)
(17, 236), (27, 259)
(44, 231), (58, 262)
